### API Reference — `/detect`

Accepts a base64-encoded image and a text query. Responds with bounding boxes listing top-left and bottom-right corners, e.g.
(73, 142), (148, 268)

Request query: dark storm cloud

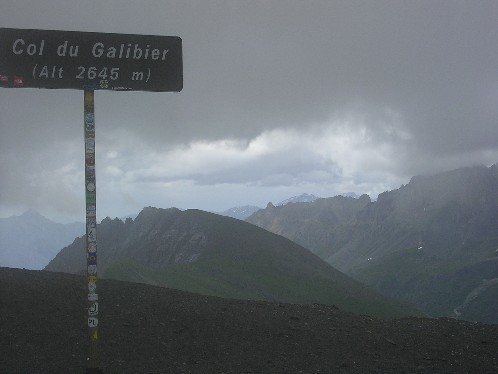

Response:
(113, 0), (498, 169)
(2, 1), (497, 151)
(1, 0), (497, 219)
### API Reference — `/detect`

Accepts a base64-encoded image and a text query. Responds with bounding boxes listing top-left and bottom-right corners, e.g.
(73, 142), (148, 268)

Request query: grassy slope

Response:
(104, 210), (423, 319)
(351, 245), (498, 321)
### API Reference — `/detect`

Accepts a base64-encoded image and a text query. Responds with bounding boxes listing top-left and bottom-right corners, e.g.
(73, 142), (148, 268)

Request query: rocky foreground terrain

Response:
(1, 267), (497, 373)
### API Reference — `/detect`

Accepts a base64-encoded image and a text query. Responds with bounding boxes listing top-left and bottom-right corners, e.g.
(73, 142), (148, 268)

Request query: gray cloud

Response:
(1, 0), (497, 220)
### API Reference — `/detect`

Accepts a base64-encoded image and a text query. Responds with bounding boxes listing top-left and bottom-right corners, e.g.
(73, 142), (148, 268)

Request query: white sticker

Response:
(87, 264), (97, 275)
(86, 205), (96, 217)
(88, 281), (97, 293)
(88, 317), (98, 327)
(88, 302), (99, 316)
(87, 242), (97, 253)
(87, 228), (97, 242)
(85, 139), (95, 153)
(88, 293), (98, 301)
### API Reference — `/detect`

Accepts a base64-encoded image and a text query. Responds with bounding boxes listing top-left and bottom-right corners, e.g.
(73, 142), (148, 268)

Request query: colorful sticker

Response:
(87, 227), (97, 241)
(91, 329), (98, 341)
(88, 302), (99, 316)
(13, 76), (24, 87)
(88, 317), (98, 328)
(87, 275), (97, 283)
(87, 264), (97, 275)
(88, 293), (98, 301)
(87, 253), (97, 265)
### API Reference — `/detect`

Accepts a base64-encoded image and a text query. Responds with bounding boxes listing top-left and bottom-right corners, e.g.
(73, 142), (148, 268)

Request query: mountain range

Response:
(217, 193), (359, 220)
(45, 207), (420, 319)
(247, 164), (498, 324)
(0, 210), (84, 270)
(5, 165), (497, 324)
(217, 205), (261, 220)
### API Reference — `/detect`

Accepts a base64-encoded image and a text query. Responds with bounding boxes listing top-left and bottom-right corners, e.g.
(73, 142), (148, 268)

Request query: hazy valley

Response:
(247, 165), (498, 323)
(0, 210), (84, 270)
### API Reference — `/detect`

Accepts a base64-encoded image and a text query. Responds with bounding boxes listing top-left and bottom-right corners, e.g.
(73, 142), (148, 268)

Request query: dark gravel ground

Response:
(1, 267), (497, 373)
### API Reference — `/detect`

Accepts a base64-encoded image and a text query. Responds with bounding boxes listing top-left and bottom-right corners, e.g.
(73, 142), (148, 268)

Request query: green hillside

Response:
(245, 165), (498, 323)
(47, 208), (422, 319)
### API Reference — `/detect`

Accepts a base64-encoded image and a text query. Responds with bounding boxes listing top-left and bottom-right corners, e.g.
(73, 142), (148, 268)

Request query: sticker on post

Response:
(87, 275), (97, 283)
(88, 293), (98, 301)
(85, 139), (95, 154)
(86, 191), (96, 204)
(87, 227), (96, 241)
(13, 76), (24, 87)
(87, 242), (97, 253)
(86, 205), (96, 216)
(87, 264), (97, 275)
(88, 317), (98, 328)
(86, 182), (95, 192)
(84, 93), (94, 111)
(85, 154), (95, 165)
(87, 253), (97, 265)
(87, 218), (96, 229)
(88, 302), (99, 316)
(0, 74), (9, 87)
(88, 281), (97, 293)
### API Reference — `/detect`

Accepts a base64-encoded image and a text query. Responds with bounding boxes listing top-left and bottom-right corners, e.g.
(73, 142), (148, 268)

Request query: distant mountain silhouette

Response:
(0, 210), (84, 270)
(277, 193), (319, 206)
(45, 207), (420, 319)
(217, 205), (261, 220)
(216, 192), (359, 220)
(246, 165), (498, 324)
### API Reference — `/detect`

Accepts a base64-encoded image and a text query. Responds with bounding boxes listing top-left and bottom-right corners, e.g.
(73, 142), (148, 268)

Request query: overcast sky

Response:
(1, 0), (497, 223)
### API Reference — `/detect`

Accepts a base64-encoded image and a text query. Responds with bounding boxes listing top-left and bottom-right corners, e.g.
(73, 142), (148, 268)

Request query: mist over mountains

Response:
(0, 210), (84, 270)
(4, 164), (497, 323)
(217, 193), (357, 220)
(247, 164), (498, 323)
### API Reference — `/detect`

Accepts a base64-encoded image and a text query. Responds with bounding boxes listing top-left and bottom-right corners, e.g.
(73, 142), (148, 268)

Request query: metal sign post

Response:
(84, 89), (99, 372)
(1, 28), (182, 373)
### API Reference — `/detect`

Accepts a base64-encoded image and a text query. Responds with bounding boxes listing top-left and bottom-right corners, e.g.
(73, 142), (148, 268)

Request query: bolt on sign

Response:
(0, 28), (182, 373)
